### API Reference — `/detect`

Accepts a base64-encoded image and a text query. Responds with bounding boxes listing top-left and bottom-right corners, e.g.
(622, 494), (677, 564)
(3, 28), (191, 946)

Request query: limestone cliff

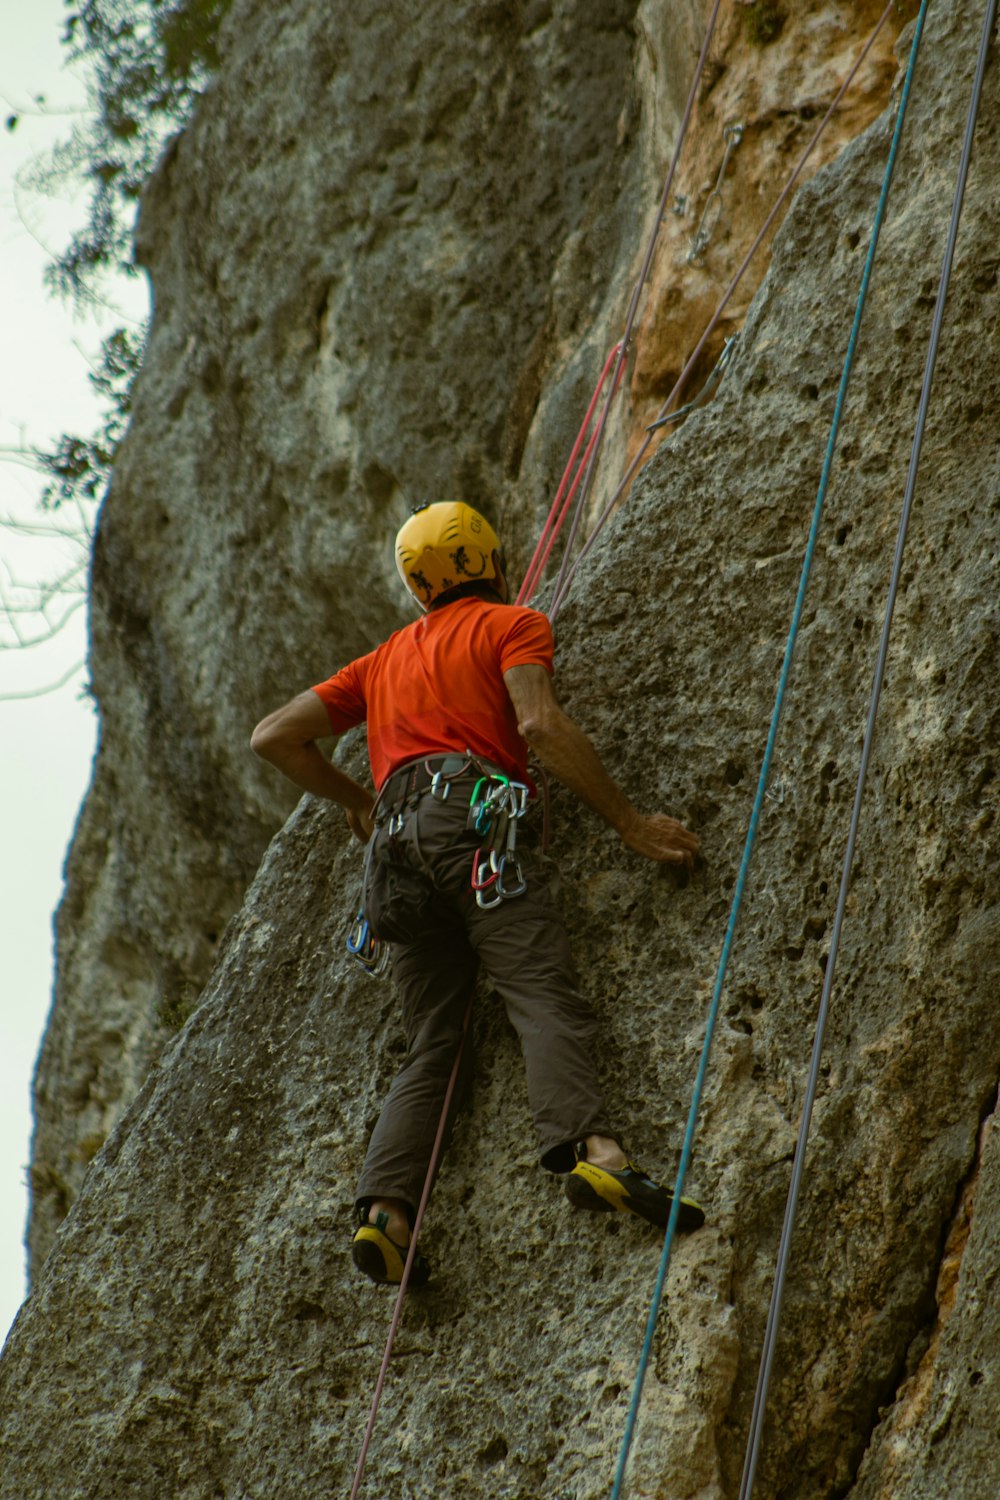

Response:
(4, 1), (999, 1497)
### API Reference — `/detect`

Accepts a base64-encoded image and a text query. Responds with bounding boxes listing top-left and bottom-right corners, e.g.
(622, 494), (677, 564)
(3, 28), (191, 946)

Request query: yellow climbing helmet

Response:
(394, 501), (502, 609)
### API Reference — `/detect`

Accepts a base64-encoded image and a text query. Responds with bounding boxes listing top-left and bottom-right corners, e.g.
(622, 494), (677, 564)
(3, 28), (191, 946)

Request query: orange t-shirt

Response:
(311, 596), (553, 789)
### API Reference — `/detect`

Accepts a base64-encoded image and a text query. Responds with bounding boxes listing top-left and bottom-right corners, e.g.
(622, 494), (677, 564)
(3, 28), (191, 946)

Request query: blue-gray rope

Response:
(609, 6), (934, 1494)
(737, 1), (997, 1493)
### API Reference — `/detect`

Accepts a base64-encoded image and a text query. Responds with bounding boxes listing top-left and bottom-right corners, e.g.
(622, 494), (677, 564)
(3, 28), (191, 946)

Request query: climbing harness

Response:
(345, 756), (532, 974)
(548, 0), (897, 623)
(345, 755), (481, 975)
(687, 120), (745, 266)
(738, 2), (994, 1493)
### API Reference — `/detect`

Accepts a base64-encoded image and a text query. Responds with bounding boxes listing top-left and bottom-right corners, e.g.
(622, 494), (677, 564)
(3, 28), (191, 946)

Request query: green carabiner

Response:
(469, 777), (490, 808)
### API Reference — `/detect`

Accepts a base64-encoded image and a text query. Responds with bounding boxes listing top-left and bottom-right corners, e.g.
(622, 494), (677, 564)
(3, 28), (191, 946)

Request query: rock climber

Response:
(251, 501), (704, 1285)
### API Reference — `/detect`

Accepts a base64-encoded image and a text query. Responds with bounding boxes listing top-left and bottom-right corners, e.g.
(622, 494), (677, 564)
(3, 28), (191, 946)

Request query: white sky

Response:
(0, 1), (148, 1342)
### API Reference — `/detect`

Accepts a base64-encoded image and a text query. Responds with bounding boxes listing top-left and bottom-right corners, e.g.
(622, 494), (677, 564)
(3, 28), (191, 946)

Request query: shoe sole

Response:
(351, 1226), (430, 1287)
(565, 1167), (705, 1233)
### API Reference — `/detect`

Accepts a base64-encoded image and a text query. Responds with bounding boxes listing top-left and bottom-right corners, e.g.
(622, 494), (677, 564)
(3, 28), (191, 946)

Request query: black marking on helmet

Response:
(411, 569), (433, 602)
(450, 545), (486, 578)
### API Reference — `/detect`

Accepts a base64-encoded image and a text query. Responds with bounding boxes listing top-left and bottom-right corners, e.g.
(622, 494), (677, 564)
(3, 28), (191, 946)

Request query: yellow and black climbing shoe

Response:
(351, 1211), (431, 1288)
(565, 1157), (705, 1233)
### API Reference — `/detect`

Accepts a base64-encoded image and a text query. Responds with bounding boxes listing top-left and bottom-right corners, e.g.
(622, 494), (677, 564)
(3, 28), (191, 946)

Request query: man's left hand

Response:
(619, 812), (700, 869)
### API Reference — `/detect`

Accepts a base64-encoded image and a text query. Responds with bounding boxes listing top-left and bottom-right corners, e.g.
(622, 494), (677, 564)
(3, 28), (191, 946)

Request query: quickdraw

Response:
(687, 119), (744, 266)
(466, 774), (529, 907)
(346, 784), (391, 980)
(347, 911), (390, 978)
(646, 333), (740, 434)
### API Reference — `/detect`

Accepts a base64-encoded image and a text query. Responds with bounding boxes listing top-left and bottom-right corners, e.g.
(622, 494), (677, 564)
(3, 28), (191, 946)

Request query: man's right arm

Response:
(251, 691), (374, 841)
(503, 663), (699, 868)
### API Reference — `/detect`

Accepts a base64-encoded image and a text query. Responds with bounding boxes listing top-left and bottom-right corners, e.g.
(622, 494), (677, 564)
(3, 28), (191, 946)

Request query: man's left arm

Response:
(503, 663), (698, 868)
(251, 691), (374, 842)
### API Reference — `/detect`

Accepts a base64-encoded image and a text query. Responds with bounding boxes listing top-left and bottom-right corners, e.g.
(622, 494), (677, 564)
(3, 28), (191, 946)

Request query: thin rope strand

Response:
(738, 3), (996, 1492)
(350, 1000), (473, 1499)
(351, 15), (722, 1483)
(528, 358), (628, 595)
(517, 344), (624, 605)
(551, 1), (895, 623)
(548, 0), (725, 608)
(517, 343), (621, 604)
(609, 5), (923, 1492)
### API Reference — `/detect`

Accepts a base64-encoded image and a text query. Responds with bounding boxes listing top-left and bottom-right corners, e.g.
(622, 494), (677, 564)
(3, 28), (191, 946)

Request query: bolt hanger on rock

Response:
(688, 120), (745, 265)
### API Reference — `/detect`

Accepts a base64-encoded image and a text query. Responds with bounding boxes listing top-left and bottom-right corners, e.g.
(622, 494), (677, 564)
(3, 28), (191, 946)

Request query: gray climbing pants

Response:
(354, 764), (615, 1217)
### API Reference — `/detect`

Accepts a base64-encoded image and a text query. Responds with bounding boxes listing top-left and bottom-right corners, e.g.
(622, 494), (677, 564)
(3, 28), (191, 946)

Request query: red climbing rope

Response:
(549, 0), (896, 621)
(516, 341), (624, 605)
(541, 0), (726, 608)
(351, 1), (738, 1484)
(350, 5), (898, 1493)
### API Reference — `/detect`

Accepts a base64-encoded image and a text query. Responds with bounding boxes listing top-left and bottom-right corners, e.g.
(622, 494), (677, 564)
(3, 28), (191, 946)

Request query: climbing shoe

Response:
(351, 1211), (431, 1288)
(565, 1154), (705, 1233)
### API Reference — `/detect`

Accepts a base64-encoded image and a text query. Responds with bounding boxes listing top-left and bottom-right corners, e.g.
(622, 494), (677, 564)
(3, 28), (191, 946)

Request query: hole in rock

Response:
(478, 1436), (509, 1467)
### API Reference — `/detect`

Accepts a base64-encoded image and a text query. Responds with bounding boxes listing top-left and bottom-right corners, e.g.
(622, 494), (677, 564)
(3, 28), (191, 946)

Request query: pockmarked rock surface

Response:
(29, 0), (648, 1272)
(5, 1), (999, 1498)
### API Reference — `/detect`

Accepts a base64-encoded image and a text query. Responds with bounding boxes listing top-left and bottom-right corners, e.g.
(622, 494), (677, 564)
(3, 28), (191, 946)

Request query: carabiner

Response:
(346, 912), (389, 977)
(507, 782), (529, 818)
(471, 848), (500, 892)
(347, 913), (373, 956)
(357, 941), (390, 978)
(430, 770), (452, 801)
(467, 777), (489, 833)
(497, 854), (528, 899)
(469, 776), (490, 807)
(474, 849), (504, 907)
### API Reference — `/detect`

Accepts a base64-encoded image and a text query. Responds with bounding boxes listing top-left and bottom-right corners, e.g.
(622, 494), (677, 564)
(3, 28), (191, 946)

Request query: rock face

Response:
(5, 1), (999, 1497)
